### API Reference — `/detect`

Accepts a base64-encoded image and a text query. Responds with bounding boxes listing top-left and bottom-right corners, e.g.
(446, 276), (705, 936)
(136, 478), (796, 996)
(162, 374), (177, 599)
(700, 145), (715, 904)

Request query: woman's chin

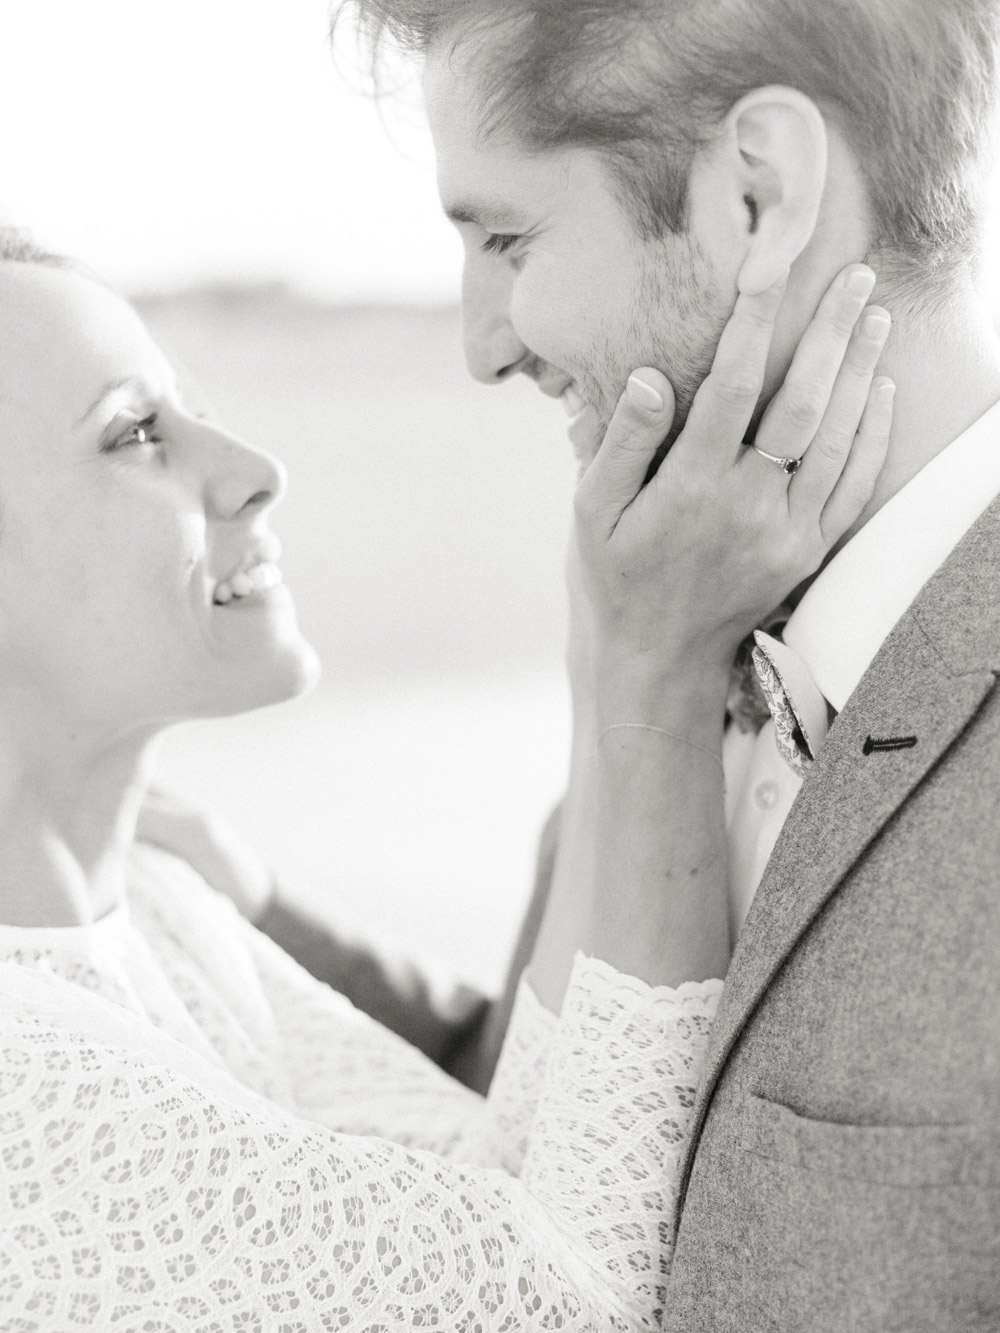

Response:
(269, 638), (322, 703)
(253, 638), (322, 709)
(204, 635), (323, 720)
(205, 587), (323, 713)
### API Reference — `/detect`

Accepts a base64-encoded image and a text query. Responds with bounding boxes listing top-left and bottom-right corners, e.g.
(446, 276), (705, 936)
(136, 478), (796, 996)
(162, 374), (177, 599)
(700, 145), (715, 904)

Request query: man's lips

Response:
(532, 376), (600, 465)
(528, 371), (600, 463)
(567, 404), (601, 466)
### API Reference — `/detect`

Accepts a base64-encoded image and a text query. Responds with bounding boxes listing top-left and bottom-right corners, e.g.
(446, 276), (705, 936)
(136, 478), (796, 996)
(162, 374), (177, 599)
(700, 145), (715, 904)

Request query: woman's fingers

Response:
(576, 368), (675, 530)
(751, 265), (878, 473)
(817, 377), (895, 547)
(675, 276), (787, 473)
(783, 304), (891, 514)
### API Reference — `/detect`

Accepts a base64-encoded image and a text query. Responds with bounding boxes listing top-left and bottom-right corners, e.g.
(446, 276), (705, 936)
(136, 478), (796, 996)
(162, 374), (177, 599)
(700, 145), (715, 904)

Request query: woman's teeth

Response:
(561, 385), (587, 417)
(213, 562), (283, 605)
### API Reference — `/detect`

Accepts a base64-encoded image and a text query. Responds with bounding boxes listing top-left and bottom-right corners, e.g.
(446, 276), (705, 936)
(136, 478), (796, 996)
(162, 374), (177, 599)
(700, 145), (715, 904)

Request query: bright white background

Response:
(0, 0), (459, 301)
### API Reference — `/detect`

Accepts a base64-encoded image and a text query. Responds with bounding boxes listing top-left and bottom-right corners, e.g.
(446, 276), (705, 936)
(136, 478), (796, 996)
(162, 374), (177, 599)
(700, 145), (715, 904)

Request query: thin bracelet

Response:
(597, 722), (726, 775)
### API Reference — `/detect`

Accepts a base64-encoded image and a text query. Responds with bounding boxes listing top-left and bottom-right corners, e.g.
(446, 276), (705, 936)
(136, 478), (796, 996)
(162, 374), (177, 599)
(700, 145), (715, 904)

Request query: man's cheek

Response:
(510, 274), (580, 366)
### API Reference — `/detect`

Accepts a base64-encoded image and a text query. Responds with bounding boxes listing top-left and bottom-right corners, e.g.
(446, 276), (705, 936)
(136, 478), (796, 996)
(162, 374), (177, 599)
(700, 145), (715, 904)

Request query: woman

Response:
(0, 234), (890, 1330)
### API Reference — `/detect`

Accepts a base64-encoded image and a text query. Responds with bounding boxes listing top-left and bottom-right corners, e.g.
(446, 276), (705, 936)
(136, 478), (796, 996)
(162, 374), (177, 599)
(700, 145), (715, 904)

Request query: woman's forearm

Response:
(528, 664), (731, 1013)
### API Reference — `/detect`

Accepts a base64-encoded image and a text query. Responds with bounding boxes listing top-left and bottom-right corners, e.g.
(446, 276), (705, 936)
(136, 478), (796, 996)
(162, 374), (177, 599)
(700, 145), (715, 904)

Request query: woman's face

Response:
(0, 262), (320, 738)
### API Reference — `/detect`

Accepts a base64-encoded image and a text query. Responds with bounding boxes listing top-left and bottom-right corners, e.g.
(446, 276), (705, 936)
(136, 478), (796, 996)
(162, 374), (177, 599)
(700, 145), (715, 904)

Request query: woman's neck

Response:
(0, 713), (159, 928)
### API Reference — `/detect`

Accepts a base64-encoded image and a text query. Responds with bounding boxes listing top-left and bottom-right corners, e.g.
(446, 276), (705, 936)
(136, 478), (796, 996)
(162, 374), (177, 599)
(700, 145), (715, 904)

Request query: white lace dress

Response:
(0, 844), (721, 1333)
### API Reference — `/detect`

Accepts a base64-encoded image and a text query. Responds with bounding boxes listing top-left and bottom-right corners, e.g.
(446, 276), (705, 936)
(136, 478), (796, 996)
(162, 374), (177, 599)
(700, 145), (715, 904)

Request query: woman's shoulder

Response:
(126, 840), (246, 939)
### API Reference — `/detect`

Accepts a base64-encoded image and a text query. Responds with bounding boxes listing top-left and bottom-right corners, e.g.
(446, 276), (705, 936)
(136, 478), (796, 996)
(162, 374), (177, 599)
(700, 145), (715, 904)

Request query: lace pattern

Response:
(467, 970), (558, 1172)
(0, 847), (721, 1330)
(523, 958), (723, 1328)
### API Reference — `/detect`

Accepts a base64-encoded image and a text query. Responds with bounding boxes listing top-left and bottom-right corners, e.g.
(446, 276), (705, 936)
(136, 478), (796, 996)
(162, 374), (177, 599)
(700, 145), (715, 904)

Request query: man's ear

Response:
(722, 86), (828, 296)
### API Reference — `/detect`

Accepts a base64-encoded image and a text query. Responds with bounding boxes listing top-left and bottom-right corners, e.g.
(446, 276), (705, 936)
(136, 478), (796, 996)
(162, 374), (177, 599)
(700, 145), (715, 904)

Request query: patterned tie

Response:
(751, 630), (830, 776)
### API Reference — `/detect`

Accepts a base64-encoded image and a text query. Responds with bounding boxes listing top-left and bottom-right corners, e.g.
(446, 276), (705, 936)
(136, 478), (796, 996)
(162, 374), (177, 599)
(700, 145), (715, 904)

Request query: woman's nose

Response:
(201, 425), (287, 519)
(462, 257), (529, 385)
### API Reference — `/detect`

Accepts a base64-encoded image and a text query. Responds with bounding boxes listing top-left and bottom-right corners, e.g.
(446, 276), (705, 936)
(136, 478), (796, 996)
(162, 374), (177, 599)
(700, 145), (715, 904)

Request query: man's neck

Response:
(850, 279), (1000, 539)
(780, 279), (1000, 612)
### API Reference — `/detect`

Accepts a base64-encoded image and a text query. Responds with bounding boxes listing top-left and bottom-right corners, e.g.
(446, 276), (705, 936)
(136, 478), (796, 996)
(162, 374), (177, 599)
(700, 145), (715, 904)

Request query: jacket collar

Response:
(785, 396), (1000, 712)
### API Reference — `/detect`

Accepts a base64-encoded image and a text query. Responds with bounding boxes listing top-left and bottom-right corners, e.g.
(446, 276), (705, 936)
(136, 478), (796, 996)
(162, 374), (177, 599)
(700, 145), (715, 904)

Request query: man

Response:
(330, 0), (1000, 1326)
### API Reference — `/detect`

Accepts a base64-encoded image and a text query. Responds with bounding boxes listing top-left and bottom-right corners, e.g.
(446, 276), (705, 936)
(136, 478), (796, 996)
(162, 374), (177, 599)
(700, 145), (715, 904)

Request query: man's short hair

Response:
(335, 0), (1000, 290)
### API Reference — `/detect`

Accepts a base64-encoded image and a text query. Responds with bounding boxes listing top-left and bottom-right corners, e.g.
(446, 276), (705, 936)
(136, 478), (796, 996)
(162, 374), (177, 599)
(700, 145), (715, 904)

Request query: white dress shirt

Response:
(724, 397), (1000, 938)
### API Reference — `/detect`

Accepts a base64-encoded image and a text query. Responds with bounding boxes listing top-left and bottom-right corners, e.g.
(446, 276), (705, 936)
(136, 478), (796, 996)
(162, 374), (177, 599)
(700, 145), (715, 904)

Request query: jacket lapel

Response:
(676, 493), (1000, 1214)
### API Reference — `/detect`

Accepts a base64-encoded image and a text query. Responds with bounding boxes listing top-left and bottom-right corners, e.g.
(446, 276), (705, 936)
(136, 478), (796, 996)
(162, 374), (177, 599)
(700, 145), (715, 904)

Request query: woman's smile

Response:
(212, 535), (285, 605)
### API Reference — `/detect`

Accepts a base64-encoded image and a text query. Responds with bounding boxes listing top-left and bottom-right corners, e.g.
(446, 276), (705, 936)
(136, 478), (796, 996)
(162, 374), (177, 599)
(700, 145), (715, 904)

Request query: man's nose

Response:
(462, 258), (529, 385)
(200, 425), (287, 520)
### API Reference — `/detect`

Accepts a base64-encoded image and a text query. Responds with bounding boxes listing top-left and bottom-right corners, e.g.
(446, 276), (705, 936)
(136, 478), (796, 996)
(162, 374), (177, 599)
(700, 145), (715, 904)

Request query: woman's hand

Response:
(571, 264), (892, 698)
(533, 265), (892, 1008)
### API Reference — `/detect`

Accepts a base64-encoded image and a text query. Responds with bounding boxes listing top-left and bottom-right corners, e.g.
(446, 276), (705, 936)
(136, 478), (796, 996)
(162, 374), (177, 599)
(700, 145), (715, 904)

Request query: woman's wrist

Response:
(590, 650), (733, 732)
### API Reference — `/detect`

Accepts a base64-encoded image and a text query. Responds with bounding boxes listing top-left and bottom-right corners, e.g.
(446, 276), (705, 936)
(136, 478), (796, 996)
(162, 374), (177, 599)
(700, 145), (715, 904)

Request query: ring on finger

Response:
(751, 444), (802, 475)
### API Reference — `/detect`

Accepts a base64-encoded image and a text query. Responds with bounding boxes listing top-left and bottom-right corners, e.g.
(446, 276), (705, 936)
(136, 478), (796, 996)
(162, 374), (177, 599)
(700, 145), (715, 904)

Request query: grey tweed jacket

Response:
(663, 491), (1000, 1332)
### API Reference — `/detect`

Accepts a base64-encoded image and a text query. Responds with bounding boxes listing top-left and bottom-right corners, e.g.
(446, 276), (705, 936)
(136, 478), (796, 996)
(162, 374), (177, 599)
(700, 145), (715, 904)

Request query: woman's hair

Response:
(0, 227), (71, 271)
(333, 0), (1000, 292)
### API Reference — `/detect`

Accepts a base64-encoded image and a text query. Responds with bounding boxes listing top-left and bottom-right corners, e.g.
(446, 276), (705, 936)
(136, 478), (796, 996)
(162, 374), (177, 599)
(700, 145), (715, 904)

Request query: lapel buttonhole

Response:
(862, 734), (918, 755)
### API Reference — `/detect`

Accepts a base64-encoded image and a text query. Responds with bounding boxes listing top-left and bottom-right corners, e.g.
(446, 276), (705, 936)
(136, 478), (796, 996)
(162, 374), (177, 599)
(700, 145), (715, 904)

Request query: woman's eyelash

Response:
(104, 413), (161, 453)
(481, 232), (521, 257)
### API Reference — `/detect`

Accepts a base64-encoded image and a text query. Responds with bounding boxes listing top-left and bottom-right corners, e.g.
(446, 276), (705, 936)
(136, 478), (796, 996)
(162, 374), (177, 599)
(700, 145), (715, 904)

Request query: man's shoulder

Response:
(901, 485), (1000, 677)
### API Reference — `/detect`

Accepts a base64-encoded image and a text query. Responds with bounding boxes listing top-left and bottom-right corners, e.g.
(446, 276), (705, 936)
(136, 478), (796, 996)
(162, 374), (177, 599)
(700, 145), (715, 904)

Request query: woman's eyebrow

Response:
(75, 375), (149, 427)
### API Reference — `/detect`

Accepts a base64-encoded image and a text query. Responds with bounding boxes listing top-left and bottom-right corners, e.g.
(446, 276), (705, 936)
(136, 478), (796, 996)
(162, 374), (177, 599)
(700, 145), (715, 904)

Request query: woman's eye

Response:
(104, 414), (161, 454)
(481, 232), (521, 257)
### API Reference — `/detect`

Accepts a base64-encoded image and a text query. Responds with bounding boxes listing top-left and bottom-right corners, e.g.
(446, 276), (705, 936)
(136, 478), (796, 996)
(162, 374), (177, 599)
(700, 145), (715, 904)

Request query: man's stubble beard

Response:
(581, 233), (730, 463)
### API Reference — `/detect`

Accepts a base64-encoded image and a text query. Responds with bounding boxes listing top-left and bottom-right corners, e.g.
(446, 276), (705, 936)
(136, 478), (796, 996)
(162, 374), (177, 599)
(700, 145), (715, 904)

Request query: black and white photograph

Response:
(0, 2), (998, 1329)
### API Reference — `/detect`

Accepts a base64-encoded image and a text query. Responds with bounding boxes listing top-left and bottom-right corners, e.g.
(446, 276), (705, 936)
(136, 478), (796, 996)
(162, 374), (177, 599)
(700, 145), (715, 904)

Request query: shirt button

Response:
(754, 780), (781, 810)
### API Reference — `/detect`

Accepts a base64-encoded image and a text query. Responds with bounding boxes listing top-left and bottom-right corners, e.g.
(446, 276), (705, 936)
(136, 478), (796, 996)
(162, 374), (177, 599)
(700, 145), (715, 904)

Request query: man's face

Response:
(424, 45), (731, 463)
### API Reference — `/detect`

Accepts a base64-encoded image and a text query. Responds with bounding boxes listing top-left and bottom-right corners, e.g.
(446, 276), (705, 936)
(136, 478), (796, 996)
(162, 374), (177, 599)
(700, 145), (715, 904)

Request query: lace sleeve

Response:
(464, 970), (558, 1172)
(523, 955), (723, 1327)
(0, 956), (719, 1333)
(130, 849), (558, 1169)
(245, 918), (560, 1169)
(240, 917), (491, 1154)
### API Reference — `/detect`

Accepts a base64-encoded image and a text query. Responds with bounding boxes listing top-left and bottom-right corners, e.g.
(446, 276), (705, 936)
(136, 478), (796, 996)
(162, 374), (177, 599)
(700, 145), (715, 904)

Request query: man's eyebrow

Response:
(75, 375), (149, 427)
(445, 200), (525, 230)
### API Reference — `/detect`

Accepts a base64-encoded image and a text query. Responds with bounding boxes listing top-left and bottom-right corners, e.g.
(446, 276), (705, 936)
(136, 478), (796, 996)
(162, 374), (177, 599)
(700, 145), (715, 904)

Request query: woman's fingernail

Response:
(876, 377), (896, 402)
(861, 309), (891, 340)
(845, 266), (876, 296)
(627, 372), (664, 412)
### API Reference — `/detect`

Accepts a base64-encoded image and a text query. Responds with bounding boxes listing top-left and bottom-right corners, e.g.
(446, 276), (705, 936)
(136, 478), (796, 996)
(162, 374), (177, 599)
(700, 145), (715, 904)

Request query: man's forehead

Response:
(428, 75), (580, 226)
(424, 43), (528, 175)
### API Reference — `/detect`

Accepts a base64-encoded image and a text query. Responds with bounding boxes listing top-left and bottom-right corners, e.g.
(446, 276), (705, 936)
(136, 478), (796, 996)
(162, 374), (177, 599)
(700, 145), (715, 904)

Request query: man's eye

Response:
(104, 414), (161, 454)
(481, 232), (521, 257)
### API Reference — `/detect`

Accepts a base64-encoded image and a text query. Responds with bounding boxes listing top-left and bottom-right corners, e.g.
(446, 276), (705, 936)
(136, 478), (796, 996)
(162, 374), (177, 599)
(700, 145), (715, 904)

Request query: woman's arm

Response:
(0, 958), (714, 1333)
(530, 265), (892, 1011)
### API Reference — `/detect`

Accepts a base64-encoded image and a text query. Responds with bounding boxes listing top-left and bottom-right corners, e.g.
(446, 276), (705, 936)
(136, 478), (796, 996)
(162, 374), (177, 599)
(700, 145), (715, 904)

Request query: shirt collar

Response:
(783, 396), (1000, 713)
